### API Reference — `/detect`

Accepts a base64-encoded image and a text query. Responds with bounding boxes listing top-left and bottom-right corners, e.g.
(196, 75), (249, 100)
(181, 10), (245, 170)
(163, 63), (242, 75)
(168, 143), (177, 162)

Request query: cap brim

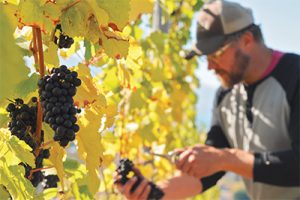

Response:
(184, 35), (226, 60)
(195, 35), (226, 55)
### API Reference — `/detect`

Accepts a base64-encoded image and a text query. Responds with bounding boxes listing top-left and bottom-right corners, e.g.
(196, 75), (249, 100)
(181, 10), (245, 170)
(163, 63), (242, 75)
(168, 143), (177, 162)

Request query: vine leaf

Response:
(60, 0), (93, 38)
(101, 32), (130, 59)
(18, 0), (53, 32)
(95, 0), (130, 30)
(86, 0), (109, 26)
(44, 43), (59, 67)
(76, 108), (104, 195)
(0, 129), (35, 167)
(0, 162), (35, 200)
(129, 0), (153, 21)
(0, 9), (30, 102)
(48, 143), (66, 191)
(14, 73), (40, 99)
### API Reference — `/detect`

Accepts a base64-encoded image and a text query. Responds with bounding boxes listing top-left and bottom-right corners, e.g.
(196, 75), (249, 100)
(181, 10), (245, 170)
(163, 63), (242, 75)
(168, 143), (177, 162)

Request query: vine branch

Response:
(31, 28), (39, 65)
(33, 27), (45, 146)
(62, 0), (81, 12)
(28, 166), (54, 180)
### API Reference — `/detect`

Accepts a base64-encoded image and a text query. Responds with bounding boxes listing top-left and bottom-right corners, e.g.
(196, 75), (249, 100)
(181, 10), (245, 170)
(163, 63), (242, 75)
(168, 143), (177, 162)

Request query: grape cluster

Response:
(6, 98), (50, 187)
(53, 24), (74, 49)
(38, 65), (81, 147)
(116, 158), (165, 200)
(44, 175), (60, 189)
(7, 98), (38, 149)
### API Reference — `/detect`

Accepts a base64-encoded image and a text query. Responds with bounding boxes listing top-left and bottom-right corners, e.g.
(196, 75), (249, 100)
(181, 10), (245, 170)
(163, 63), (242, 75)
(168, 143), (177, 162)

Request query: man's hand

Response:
(113, 167), (151, 200)
(175, 144), (224, 179)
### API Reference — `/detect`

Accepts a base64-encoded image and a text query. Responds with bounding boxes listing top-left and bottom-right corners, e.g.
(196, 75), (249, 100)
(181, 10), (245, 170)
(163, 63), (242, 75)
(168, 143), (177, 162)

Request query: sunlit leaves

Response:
(0, 129), (35, 167)
(48, 143), (66, 191)
(95, 0), (130, 30)
(18, 0), (55, 32)
(76, 108), (103, 195)
(86, 0), (109, 26)
(1, 0), (206, 198)
(129, 0), (153, 21)
(44, 42), (59, 66)
(0, 9), (30, 102)
(60, 1), (92, 38)
(0, 129), (36, 199)
(0, 164), (35, 200)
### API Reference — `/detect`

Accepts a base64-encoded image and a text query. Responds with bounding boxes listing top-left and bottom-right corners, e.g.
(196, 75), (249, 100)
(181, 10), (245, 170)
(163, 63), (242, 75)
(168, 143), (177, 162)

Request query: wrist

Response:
(218, 148), (235, 172)
(218, 148), (254, 179)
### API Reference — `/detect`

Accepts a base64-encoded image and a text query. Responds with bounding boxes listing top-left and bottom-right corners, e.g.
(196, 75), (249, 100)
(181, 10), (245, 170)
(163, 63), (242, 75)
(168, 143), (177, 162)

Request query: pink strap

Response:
(261, 50), (284, 79)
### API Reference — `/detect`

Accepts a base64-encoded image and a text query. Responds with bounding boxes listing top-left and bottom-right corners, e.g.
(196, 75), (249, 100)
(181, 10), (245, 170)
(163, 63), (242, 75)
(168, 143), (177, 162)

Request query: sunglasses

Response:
(207, 42), (233, 60)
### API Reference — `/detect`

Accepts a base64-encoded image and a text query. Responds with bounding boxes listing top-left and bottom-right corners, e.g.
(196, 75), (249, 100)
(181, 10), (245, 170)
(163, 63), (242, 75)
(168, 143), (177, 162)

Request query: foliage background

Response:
(0, 0), (220, 199)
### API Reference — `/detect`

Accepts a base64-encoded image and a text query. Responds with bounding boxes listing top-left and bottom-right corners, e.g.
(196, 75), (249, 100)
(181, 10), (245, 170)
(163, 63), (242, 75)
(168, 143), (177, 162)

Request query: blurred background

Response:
(194, 1), (300, 199)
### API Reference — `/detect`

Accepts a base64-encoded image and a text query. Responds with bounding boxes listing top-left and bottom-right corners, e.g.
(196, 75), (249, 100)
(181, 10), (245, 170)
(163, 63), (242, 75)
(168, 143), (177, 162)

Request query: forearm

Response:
(220, 148), (254, 179)
(157, 171), (202, 200)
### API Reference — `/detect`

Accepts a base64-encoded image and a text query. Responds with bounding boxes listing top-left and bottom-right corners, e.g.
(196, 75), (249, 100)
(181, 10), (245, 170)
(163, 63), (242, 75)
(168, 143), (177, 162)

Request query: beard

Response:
(216, 49), (250, 88)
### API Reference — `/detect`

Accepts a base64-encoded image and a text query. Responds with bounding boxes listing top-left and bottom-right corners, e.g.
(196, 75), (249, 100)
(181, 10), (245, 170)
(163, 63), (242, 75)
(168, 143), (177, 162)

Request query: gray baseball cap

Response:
(185, 0), (254, 60)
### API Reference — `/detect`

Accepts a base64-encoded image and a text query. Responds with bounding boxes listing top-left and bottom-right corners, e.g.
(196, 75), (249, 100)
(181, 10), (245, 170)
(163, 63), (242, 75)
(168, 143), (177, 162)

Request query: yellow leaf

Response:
(105, 104), (117, 129)
(86, 0), (109, 26)
(95, 0), (130, 30)
(76, 108), (103, 195)
(49, 143), (66, 191)
(73, 64), (99, 107)
(101, 33), (129, 59)
(129, 0), (153, 21)
(0, 8), (30, 102)
(44, 42), (59, 67)
(117, 62), (131, 88)
(127, 40), (143, 61)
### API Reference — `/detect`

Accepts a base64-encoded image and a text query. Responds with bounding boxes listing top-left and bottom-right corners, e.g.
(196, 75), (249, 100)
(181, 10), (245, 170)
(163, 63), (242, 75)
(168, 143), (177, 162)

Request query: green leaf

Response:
(0, 129), (34, 167)
(139, 123), (157, 143)
(0, 112), (9, 130)
(7, 136), (35, 167)
(0, 162), (35, 200)
(102, 35), (129, 58)
(0, 8), (30, 102)
(64, 158), (80, 171)
(60, 1), (93, 37)
(129, 88), (146, 110)
(0, 185), (11, 200)
(14, 73), (39, 99)
(18, 0), (54, 32)
(148, 31), (166, 52)
(95, 0), (130, 30)
(84, 40), (92, 61)
(36, 188), (58, 200)
(5, 0), (20, 5)
(44, 43), (59, 67)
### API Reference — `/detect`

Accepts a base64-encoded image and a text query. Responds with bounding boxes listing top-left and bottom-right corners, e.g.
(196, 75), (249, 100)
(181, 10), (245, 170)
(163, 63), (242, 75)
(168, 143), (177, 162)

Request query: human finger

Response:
(123, 176), (138, 196)
(131, 178), (148, 199)
(176, 149), (192, 170)
(139, 185), (151, 200)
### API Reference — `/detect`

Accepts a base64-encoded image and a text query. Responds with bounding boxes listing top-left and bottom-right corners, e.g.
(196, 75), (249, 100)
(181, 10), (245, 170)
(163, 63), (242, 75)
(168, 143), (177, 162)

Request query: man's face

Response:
(207, 42), (250, 88)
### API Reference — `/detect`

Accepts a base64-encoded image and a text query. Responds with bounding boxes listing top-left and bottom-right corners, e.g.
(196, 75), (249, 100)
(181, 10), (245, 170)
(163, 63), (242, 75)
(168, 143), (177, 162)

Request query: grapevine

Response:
(38, 65), (81, 147)
(6, 98), (52, 187)
(115, 158), (165, 200)
(53, 24), (74, 49)
(0, 0), (203, 199)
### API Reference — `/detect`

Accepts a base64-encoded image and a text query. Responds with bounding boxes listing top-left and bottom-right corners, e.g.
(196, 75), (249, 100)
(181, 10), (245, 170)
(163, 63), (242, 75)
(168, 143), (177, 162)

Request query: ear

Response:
(239, 31), (255, 51)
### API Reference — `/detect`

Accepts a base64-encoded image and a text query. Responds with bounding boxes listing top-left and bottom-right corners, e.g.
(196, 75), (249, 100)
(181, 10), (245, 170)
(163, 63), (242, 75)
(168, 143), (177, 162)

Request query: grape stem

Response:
(34, 140), (55, 156)
(32, 27), (45, 146)
(62, 0), (81, 12)
(28, 166), (54, 180)
(40, 140), (55, 149)
(31, 28), (39, 65)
